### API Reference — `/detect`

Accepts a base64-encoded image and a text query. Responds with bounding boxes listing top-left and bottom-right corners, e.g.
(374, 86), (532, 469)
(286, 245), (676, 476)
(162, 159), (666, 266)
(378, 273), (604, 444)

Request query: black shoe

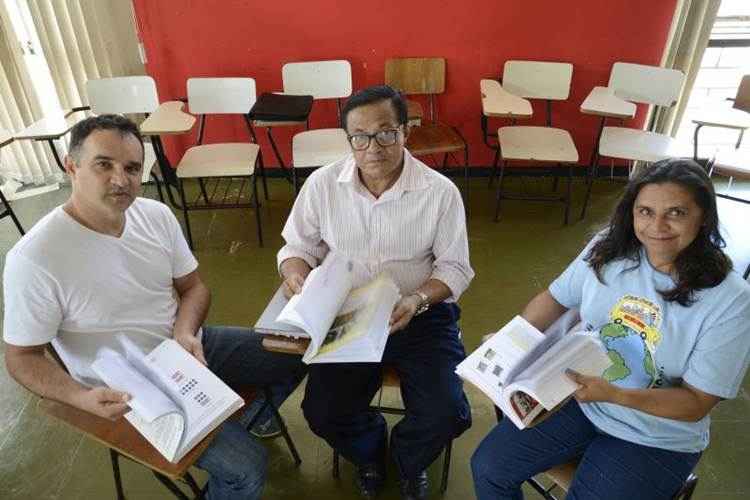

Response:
(355, 462), (386, 499)
(399, 470), (428, 500)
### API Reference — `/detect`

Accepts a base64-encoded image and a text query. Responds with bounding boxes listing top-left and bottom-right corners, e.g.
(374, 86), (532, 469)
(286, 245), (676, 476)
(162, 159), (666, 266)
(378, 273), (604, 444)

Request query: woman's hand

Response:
(565, 369), (618, 403)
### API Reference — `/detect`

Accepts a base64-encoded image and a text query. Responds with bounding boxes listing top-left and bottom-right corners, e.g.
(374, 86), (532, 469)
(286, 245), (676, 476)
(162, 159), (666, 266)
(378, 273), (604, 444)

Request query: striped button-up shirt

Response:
(277, 150), (474, 302)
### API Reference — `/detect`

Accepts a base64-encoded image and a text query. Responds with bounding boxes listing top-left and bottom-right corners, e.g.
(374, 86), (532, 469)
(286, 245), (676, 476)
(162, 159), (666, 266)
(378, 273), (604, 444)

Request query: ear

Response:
(63, 154), (77, 177)
(402, 123), (411, 142)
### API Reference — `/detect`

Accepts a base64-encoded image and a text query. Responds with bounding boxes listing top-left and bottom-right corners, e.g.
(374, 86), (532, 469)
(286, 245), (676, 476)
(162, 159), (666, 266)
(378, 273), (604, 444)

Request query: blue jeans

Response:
(471, 399), (701, 500)
(195, 325), (307, 500)
(302, 303), (471, 478)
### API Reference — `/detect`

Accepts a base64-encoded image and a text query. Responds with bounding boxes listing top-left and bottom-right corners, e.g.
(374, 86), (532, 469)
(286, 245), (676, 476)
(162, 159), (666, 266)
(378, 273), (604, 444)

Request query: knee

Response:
(423, 395), (472, 439)
(221, 441), (268, 499)
(302, 395), (334, 437)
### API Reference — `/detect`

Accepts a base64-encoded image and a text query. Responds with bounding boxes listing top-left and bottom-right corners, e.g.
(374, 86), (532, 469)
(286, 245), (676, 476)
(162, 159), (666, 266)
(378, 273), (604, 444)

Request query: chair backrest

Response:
(502, 61), (573, 101)
(733, 74), (750, 113)
(282, 60), (352, 100)
(385, 58), (446, 95)
(609, 62), (684, 107)
(86, 76), (160, 115)
(187, 77), (256, 115)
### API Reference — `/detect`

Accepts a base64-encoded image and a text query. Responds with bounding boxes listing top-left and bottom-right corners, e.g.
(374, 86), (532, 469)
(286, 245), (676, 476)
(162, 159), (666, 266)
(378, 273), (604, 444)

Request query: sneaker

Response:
(242, 395), (282, 439)
(249, 413), (282, 439)
(399, 470), (428, 500)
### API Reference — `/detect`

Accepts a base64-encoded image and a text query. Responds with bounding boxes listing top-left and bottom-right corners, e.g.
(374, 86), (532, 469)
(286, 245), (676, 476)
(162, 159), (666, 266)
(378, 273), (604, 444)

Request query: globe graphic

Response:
(599, 323), (657, 389)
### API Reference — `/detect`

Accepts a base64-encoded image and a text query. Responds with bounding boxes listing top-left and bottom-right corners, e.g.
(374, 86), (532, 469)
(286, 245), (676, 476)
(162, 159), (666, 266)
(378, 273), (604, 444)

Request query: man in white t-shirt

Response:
(3, 115), (304, 500)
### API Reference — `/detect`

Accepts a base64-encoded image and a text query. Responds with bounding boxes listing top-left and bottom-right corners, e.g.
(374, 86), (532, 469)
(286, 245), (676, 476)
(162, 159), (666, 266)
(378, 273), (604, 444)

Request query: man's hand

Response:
(565, 369), (617, 403)
(282, 273), (306, 299)
(75, 386), (131, 421)
(175, 332), (208, 365)
(389, 294), (421, 334)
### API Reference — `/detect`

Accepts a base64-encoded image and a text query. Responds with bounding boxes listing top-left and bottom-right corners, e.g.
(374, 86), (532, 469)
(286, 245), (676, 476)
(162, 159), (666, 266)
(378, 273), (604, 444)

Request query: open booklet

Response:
(91, 335), (243, 463)
(255, 253), (401, 364)
(456, 312), (612, 429)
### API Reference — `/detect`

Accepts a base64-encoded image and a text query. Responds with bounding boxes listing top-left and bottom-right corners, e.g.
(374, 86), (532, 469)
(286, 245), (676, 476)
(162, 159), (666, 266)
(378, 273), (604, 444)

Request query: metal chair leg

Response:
(197, 179), (210, 204)
(178, 180), (194, 250)
(440, 441), (452, 493)
(252, 175), (263, 247)
(152, 471), (191, 500)
(258, 151), (269, 200)
(563, 164), (572, 225)
(489, 148), (500, 188)
(183, 472), (203, 498)
(262, 387), (301, 466)
(332, 449), (340, 478)
(109, 449), (125, 500)
(0, 189), (24, 235)
(579, 150), (600, 221)
(493, 158), (507, 222)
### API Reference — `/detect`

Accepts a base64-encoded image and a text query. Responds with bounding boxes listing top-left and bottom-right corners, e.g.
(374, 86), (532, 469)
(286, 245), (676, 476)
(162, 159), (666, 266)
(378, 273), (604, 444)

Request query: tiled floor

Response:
(0, 175), (748, 499)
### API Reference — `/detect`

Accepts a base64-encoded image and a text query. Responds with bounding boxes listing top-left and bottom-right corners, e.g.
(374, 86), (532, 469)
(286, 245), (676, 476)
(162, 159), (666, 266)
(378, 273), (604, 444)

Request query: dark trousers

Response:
(471, 399), (701, 500)
(302, 302), (472, 478)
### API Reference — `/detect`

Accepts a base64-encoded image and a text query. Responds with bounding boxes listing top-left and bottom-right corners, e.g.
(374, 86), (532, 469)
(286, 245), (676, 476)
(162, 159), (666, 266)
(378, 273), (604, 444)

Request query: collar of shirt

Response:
(336, 150), (431, 201)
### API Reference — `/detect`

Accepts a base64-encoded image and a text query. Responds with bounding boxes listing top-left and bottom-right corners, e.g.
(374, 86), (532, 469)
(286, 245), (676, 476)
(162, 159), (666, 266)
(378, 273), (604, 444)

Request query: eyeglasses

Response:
(347, 128), (402, 151)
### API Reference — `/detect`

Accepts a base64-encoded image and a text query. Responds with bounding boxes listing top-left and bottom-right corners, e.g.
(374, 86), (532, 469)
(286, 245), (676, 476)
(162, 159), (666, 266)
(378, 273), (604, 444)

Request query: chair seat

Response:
(693, 107), (750, 130)
(292, 128), (350, 168)
(252, 119), (306, 128)
(599, 127), (691, 163)
(498, 126), (579, 163)
(543, 459), (579, 492)
(177, 143), (259, 178)
(407, 123), (465, 155)
(713, 149), (750, 179)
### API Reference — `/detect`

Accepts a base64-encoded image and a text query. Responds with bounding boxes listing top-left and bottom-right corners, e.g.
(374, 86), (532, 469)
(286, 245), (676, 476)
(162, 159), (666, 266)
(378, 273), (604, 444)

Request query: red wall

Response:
(132, 0), (678, 169)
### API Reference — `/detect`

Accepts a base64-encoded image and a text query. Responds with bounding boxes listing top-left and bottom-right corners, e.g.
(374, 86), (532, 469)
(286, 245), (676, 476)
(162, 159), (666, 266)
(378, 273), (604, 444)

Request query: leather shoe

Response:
(355, 462), (386, 499)
(399, 470), (428, 499)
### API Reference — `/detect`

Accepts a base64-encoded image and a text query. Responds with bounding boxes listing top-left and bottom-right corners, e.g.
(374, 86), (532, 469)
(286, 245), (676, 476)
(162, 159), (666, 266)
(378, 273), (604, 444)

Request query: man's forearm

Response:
(5, 347), (88, 407)
(173, 282), (211, 339)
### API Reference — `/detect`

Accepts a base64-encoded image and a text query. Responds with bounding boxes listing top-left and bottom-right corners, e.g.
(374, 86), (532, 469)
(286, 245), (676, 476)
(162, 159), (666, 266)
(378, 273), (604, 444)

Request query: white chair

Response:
(488, 61), (579, 224)
(85, 77), (166, 198)
(580, 62), (688, 220)
(288, 60), (352, 192)
(172, 77), (265, 249)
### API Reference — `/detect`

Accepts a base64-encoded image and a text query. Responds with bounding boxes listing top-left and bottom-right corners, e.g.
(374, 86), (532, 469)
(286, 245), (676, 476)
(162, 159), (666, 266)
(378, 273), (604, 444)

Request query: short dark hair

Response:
(341, 85), (408, 131)
(585, 158), (732, 306)
(68, 114), (143, 160)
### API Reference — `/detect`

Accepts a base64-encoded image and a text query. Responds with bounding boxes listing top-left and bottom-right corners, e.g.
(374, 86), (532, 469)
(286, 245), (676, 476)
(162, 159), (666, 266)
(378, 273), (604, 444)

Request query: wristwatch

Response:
(412, 291), (430, 316)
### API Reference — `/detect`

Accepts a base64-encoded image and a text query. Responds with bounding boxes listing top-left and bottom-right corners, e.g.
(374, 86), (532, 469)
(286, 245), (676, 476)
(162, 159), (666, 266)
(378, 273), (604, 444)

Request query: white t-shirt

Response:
(3, 198), (197, 384)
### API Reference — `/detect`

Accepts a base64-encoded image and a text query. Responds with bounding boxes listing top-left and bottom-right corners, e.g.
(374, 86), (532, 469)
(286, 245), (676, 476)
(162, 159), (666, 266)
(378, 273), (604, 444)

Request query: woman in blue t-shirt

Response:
(471, 159), (750, 500)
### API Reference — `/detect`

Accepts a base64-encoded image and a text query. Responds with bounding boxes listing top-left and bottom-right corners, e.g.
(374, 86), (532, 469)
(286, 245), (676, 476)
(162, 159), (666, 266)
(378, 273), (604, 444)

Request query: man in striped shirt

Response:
(277, 85), (474, 500)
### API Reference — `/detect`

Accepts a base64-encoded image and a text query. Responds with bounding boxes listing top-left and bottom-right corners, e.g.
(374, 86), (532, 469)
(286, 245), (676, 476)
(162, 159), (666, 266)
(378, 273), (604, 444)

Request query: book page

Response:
(457, 316), (545, 392)
(254, 287), (308, 338)
(124, 412), (185, 462)
(142, 339), (244, 462)
(91, 346), (185, 461)
(307, 274), (400, 364)
(511, 332), (612, 411)
(276, 253), (354, 355)
(92, 348), (178, 422)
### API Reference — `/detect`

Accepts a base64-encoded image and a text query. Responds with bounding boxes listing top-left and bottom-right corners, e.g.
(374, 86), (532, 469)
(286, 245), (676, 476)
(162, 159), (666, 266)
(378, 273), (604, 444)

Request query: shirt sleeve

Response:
(429, 184), (474, 300)
(277, 176), (329, 272)
(548, 236), (599, 309)
(683, 302), (750, 399)
(2, 251), (63, 346)
(163, 204), (198, 278)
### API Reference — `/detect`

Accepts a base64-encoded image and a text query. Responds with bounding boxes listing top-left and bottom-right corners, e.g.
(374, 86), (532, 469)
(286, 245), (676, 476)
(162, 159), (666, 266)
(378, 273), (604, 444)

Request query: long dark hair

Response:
(585, 158), (732, 306)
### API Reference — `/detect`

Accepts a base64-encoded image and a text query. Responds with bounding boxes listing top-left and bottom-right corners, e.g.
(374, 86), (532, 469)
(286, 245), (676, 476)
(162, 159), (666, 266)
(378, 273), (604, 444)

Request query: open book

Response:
(255, 253), (401, 364)
(456, 312), (611, 429)
(91, 335), (243, 463)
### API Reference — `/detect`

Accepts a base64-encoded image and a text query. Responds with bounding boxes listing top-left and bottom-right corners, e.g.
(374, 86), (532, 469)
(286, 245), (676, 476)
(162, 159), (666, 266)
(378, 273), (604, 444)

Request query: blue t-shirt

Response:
(549, 238), (750, 453)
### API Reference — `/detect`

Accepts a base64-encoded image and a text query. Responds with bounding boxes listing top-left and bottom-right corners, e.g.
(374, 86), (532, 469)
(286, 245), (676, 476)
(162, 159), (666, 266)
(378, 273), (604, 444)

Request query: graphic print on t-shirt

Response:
(599, 295), (662, 389)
